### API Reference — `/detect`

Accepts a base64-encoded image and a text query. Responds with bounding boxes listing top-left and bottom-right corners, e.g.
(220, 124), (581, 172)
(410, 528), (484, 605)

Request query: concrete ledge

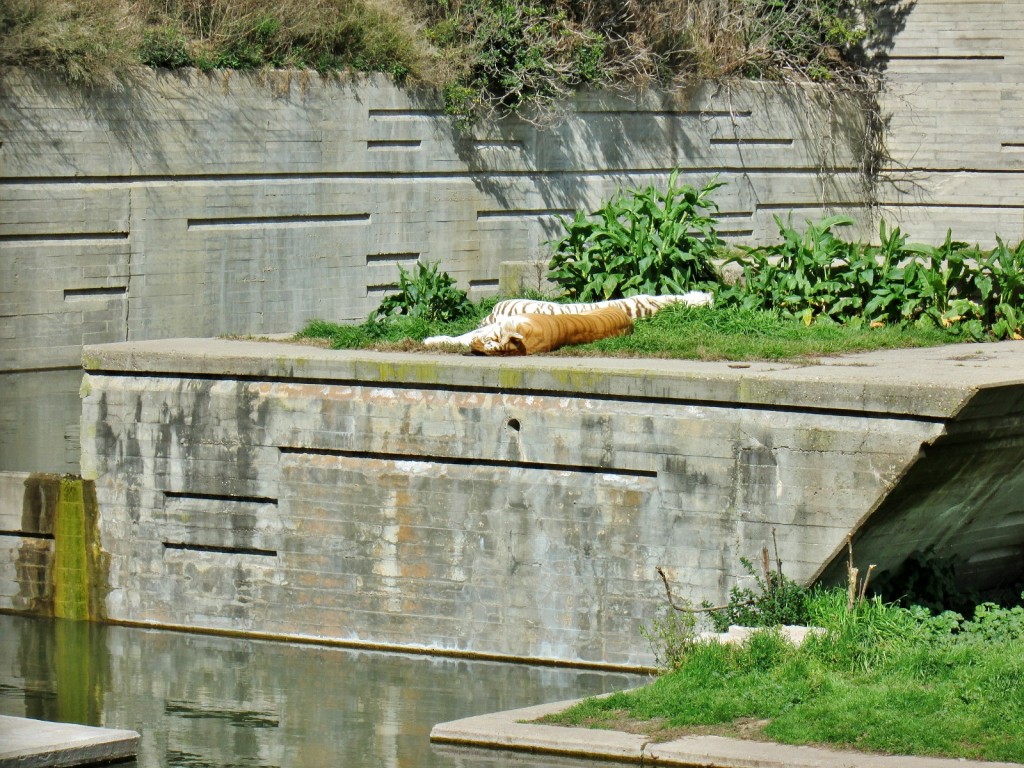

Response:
(0, 715), (139, 767)
(430, 700), (1022, 768)
(81, 338), (1024, 418)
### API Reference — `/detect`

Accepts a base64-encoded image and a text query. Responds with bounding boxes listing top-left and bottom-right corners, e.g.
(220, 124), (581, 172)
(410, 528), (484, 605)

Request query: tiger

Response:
(469, 308), (634, 356)
(423, 290), (712, 349)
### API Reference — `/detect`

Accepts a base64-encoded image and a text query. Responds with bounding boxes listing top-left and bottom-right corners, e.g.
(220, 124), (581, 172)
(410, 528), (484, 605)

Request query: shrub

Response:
(640, 607), (698, 671)
(420, 0), (607, 122)
(547, 172), (724, 301)
(139, 26), (193, 69)
(721, 217), (1024, 340)
(369, 260), (474, 324)
(703, 551), (811, 633)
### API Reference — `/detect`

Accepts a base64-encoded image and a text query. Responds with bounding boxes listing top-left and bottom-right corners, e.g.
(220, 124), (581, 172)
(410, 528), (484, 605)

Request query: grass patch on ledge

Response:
(296, 305), (958, 362)
(541, 591), (1024, 763)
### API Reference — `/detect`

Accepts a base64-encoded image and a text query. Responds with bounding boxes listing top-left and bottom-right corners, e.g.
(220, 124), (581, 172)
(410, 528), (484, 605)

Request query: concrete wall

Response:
(4, 1), (1023, 479)
(4, 338), (1007, 668)
(876, 0), (1024, 243)
(0, 69), (869, 476)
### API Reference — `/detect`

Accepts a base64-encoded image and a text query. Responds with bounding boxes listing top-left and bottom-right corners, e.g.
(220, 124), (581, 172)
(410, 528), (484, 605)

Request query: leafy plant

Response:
(369, 260), (474, 323)
(426, 0), (606, 123)
(721, 217), (1024, 340)
(720, 214), (860, 325)
(702, 548), (811, 633)
(547, 172), (724, 301)
(977, 236), (1024, 340)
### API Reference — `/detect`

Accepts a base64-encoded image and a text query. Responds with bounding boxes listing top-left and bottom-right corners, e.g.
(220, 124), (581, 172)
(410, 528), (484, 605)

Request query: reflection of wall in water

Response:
(0, 614), (638, 768)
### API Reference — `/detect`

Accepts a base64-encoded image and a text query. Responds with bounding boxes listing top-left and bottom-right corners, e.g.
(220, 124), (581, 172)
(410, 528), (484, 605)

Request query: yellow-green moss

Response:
(52, 477), (106, 622)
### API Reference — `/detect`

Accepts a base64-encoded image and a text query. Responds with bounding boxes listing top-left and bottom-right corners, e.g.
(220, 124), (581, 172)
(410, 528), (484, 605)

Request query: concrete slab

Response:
(0, 715), (139, 767)
(430, 700), (1022, 768)
(81, 337), (1024, 418)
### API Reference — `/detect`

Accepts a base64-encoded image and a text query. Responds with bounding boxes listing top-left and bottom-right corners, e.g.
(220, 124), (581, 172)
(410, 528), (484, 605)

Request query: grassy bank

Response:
(2, 0), (878, 121)
(297, 304), (957, 362)
(544, 590), (1024, 763)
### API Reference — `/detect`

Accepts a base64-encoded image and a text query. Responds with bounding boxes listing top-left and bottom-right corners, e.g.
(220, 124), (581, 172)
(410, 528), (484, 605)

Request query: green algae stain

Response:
(374, 359), (442, 384)
(52, 478), (107, 622)
(54, 478), (89, 620)
(549, 368), (604, 391)
(498, 368), (524, 390)
(55, 618), (103, 725)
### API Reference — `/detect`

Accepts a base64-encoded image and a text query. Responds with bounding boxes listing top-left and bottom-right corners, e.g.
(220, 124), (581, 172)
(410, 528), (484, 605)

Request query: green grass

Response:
(544, 592), (1024, 763)
(297, 304), (958, 362)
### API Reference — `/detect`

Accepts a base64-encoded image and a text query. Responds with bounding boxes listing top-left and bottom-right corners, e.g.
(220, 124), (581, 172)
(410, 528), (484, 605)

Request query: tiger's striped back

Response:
(470, 308), (634, 356)
(480, 292), (712, 326)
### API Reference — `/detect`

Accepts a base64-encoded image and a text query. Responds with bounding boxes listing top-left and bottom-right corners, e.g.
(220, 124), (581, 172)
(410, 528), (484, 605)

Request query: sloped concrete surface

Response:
(0, 715), (139, 767)
(430, 700), (1022, 768)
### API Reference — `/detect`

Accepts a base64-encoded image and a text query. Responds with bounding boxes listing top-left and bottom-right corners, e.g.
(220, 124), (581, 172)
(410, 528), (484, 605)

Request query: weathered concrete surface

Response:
(66, 338), (1024, 668)
(431, 698), (1023, 768)
(0, 68), (866, 477)
(0, 715), (139, 767)
(0, 474), (103, 621)
(876, 0), (1024, 244)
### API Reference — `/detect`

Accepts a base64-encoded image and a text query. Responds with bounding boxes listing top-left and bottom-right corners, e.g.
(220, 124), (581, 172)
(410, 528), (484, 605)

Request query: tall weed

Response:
(0, 0), (144, 84)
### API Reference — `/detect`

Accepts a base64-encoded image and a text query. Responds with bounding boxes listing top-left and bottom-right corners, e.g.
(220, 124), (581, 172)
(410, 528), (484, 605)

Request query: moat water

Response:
(0, 614), (644, 767)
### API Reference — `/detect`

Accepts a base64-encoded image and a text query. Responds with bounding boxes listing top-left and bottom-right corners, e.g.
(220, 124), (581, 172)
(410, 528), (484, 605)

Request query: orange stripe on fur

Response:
(470, 308), (634, 356)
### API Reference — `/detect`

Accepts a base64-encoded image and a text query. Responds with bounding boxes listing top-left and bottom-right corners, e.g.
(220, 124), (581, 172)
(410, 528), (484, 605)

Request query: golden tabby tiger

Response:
(423, 291), (712, 349)
(469, 308), (633, 356)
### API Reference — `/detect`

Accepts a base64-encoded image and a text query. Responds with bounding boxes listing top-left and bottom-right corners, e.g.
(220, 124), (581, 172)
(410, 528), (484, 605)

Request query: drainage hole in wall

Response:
(506, 418), (521, 432)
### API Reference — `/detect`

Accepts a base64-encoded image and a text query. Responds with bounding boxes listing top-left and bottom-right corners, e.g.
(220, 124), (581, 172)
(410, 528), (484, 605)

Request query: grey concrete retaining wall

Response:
(21, 338), (1014, 668)
(3, 2), (1023, 480)
(0, 69), (868, 476)
(876, 0), (1024, 244)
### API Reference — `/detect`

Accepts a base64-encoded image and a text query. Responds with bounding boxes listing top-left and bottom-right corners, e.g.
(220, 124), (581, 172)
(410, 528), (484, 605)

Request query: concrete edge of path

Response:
(0, 715), (140, 767)
(429, 699), (1021, 768)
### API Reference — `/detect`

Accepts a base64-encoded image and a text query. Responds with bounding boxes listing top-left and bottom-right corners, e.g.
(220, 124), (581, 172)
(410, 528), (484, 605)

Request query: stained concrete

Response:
(51, 337), (1024, 668)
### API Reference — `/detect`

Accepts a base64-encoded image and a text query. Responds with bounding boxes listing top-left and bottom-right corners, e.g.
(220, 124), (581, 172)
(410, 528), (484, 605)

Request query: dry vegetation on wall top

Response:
(1, 0), (886, 120)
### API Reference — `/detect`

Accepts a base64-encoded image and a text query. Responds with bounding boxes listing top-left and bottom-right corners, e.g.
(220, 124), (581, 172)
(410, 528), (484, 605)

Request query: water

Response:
(0, 615), (645, 767)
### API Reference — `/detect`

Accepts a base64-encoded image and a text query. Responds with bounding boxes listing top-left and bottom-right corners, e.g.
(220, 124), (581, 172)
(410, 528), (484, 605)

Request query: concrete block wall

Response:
(876, 0), (1024, 243)
(72, 338), (1024, 668)
(0, 69), (866, 476)
(2, 3), (1023, 482)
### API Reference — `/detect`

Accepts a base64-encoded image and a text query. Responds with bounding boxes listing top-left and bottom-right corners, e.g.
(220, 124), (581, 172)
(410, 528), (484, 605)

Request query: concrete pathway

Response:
(430, 698), (1021, 768)
(0, 715), (139, 767)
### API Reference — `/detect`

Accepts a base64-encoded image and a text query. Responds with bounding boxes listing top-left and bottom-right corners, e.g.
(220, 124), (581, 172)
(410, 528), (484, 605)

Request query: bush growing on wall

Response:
(547, 172), (724, 300)
(2, 0), (885, 118)
(544, 173), (1024, 340)
(720, 217), (1024, 340)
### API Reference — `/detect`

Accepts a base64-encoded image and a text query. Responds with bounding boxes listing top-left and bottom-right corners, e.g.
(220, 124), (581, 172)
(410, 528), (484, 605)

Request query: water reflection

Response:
(0, 615), (645, 768)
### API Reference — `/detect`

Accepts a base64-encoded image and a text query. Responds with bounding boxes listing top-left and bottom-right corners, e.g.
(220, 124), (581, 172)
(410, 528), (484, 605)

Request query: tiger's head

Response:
(470, 317), (527, 356)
